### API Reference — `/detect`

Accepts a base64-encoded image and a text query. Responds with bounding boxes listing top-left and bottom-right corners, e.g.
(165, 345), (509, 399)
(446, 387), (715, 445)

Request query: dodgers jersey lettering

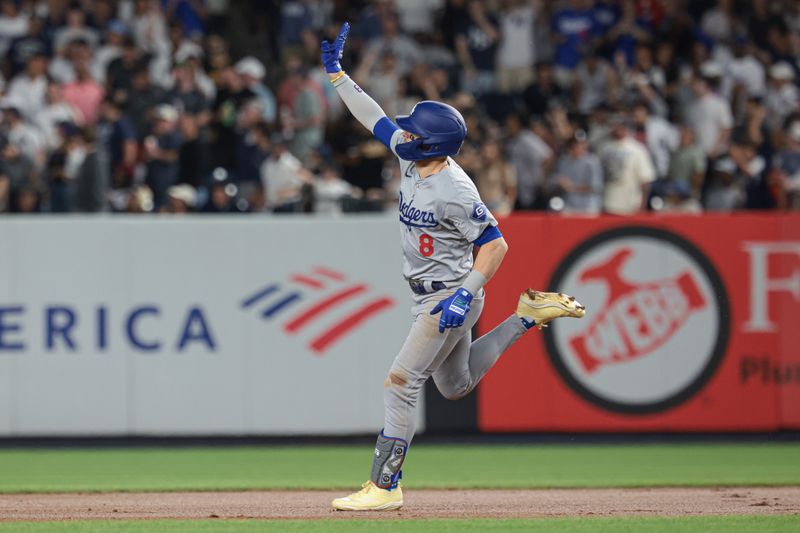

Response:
(389, 131), (498, 281)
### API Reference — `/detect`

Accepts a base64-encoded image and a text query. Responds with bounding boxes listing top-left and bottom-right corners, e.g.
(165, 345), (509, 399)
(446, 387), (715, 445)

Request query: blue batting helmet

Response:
(395, 101), (467, 161)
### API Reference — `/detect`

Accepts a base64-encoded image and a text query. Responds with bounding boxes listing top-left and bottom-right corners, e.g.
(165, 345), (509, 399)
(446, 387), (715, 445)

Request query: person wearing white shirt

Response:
(1, 102), (46, 169)
(764, 62), (800, 131)
(314, 167), (353, 215)
(6, 54), (48, 119)
(0, 1), (29, 56)
(631, 101), (679, 179)
(496, 0), (537, 93)
(92, 20), (128, 85)
(685, 64), (733, 157)
(724, 37), (765, 100)
(700, 0), (734, 43)
(260, 134), (312, 212)
(600, 115), (656, 214)
(394, 0), (444, 35)
(34, 81), (83, 150)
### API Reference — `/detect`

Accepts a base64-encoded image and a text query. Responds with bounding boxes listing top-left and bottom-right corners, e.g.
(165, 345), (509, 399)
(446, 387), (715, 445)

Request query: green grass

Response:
(0, 516), (799, 532)
(0, 443), (799, 493)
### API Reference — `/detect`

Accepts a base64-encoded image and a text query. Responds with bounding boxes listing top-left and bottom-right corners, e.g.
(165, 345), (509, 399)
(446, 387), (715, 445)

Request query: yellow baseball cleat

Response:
(331, 481), (403, 511)
(516, 289), (586, 330)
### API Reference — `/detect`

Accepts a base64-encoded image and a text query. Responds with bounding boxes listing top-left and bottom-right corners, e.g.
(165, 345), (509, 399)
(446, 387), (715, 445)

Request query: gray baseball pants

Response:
(383, 288), (528, 444)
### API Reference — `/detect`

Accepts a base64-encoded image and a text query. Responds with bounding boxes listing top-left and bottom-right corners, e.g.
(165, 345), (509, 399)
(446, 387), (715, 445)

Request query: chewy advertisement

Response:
(478, 215), (800, 432)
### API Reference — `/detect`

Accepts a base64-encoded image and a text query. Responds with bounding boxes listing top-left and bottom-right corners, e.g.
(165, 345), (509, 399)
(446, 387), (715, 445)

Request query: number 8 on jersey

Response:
(419, 234), (434, 257)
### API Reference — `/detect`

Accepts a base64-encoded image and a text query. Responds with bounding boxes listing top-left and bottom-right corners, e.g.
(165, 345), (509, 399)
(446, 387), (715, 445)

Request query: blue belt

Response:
(407, 279), (449, 295)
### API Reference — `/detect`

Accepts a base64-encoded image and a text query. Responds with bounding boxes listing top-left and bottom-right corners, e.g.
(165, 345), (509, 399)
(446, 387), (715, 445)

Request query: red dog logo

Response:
(569, 249), (707, 374)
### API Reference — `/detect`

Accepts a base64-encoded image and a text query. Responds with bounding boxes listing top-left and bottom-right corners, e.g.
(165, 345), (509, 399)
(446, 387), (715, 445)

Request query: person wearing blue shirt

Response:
(551, 0), (597, 86)
(163, 0), (207, 36)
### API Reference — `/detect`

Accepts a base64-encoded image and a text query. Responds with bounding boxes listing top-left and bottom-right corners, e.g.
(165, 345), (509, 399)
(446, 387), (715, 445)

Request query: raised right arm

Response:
(321, 23), (400, 150)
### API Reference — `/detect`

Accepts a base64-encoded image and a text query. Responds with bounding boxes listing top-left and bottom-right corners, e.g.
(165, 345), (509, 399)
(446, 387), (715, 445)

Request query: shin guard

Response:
(370, 430), (408, 490)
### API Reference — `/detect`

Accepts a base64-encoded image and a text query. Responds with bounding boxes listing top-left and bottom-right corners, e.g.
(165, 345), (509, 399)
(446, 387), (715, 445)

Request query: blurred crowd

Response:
(1, 0), (800, 215)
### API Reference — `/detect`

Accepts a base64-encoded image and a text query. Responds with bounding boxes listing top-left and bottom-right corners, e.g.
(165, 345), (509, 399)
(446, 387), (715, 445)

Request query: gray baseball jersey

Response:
(389, 131), (498, 282)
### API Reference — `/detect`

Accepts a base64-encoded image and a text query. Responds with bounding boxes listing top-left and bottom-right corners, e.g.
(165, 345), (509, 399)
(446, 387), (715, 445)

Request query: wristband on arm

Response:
(461, 270), (487, 296)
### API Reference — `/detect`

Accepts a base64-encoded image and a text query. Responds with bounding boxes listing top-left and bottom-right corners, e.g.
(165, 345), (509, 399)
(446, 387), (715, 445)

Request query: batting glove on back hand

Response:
(430, 288), (474, 333)
(320, 22), (350, 74)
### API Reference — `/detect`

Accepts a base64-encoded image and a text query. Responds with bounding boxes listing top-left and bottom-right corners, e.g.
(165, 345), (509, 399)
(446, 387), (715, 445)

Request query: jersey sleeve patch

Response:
(471, 202), (488, 222)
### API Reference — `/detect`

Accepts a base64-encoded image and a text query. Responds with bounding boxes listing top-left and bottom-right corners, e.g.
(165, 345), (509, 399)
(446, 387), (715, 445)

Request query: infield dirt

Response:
(1, 487), (799, 521)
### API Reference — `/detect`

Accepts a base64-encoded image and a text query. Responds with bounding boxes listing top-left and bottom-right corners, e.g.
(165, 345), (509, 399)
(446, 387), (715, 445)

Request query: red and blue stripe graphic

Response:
(241, 267), (394, 354)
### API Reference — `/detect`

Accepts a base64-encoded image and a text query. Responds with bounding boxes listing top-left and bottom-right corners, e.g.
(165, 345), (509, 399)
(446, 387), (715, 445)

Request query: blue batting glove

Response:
(430, 288), (474, 333)
(320, 22), (350, 74)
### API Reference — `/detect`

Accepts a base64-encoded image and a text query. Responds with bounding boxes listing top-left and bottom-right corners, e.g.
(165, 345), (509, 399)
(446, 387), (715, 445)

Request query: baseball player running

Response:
(323, 23), (586, 511)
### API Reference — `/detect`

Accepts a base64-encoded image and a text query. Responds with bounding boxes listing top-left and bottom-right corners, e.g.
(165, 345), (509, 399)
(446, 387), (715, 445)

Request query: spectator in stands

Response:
(764, 62), (799, 131)
(47, 122), (80, 212)
(725, 36), (766, 103)
(120, 66), (165, 141)
(504, 113), (552, 210)
(355, 50), (402, 119)
(97, 97), (137, 188)
(313, 165), (354, 215)
(235, 120), (270, 185)
(495, 0), (537, 94)
(606, 0), (651, 67)
(6, 54), (49, 120)
(165, 0), (208, 37)
(1, 101), (45, 169)
(705, 158), (743, 211)
(235, 57), (276, 124)
(454, 0), (499, 96)
(6, 16), (47, 78)
(550, 0), (595, 87)
(62, 59), (105, 125)
(772, 120), (800, 209)
(203, 180), (240, 213)
(94, 19), (128, 84)
(656, 179), (702, 213)
(599, 113), (655, 214)
(363, 11), (423, 77)
(0, 0), (30, 58)
(144, 104), (181, 209)
(549, 129), (604, 214)
(261, 133), (311, 213)
(71, 128), (109, 213)
(164, 183), (197, 214)
(281, 62), (324, 163)
(630, 100), (679, 180)
(706, 138), (767, 211)
(701, 0), (735, 44)
(9, 184), (40, 213)
(685, 62), (733, 158)
(575, 50), (617, 115)
(132, 0), (170, 56)
(32, 81), (83, 150)
(521, 61), (566, 117)
(106, 37), (146, 101)
(54, 5), (99, 52)
(0, 0), (794, 217)
(475, 139), (516, 217)
(0, 137), (35, 213)
(666, 126), (707, 201)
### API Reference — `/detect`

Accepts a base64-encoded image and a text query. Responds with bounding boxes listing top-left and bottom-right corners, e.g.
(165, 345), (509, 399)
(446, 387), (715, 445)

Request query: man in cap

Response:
(764, 61), (799, 130)
(235, 57), (276, 123)
(599, 112), (656, 214)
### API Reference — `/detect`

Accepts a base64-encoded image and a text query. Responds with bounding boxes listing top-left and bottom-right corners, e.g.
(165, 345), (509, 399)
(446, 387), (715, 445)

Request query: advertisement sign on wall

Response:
(0, 217), (416, 436)
(478, 214), (800, 432)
